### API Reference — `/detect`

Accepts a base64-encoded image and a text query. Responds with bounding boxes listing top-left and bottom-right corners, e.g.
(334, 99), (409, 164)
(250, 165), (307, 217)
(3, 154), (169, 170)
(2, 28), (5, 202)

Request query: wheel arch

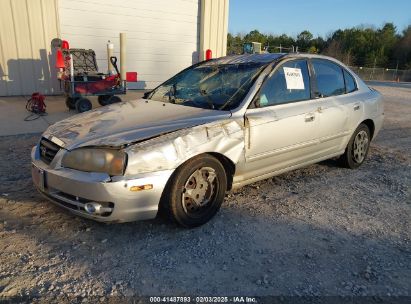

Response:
(160, 152), (236, 204)
(206, 152), (236, 190)
(361, 119), (375, 140)
(157, 152), (235, 223)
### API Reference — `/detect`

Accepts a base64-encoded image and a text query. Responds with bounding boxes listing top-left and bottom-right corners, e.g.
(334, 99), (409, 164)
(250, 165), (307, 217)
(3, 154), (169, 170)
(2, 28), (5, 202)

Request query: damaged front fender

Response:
(124, 119), (245, 176)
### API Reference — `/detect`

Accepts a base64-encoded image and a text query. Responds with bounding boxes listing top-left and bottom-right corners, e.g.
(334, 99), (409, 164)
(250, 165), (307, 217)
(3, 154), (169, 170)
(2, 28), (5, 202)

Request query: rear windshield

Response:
(148, 62), (267, 110)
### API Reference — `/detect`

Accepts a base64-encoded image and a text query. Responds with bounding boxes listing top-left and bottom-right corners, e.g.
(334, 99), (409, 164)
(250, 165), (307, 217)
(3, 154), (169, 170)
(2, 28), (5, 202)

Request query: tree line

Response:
(227, 23), (411, 69)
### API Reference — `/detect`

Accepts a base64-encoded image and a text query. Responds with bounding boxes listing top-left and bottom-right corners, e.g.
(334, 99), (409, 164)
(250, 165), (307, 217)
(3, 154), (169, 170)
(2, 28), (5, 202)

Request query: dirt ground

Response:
(0, 84), (410, 302)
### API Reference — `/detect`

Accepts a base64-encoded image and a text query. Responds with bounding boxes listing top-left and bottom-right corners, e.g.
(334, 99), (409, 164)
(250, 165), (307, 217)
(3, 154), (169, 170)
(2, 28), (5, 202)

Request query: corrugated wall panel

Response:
(58, 0), (201, 89)
(0, 0), (228, 95)
(199, 0), (229, 61)
(0, 0), (60, 96)
(0, 0), (19, 95)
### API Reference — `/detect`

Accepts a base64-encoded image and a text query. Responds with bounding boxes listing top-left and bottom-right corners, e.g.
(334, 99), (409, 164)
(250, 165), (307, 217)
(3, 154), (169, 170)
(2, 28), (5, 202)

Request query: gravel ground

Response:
(0, 84), (410, 302)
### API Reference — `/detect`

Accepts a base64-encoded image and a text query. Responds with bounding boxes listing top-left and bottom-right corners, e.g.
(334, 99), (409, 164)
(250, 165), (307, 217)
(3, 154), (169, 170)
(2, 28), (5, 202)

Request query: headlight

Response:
(62, 148), (127, 175)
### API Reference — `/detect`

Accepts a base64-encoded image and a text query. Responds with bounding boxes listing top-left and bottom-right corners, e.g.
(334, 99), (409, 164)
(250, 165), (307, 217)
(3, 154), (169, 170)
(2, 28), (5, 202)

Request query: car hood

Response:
(43, 99), (231, 150)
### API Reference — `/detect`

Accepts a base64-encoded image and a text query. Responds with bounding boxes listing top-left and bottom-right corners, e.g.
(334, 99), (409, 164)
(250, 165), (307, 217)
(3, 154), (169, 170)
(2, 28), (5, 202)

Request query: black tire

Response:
(98, 95), (121, 106)
(97, 95), (111, 106)
(75, 98), (92, 113)
(108, 95), (122, 104)
(160, 154), (227, 228)
(65, 97), (77, 110)
(339, 123), (371, 169)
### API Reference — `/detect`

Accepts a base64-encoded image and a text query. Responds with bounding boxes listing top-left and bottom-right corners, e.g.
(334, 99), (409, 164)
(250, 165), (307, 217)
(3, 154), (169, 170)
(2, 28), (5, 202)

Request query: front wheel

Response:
(339, 123), (371, 169)
(65, 97), (77, 110)
(161, 155), (227, 228)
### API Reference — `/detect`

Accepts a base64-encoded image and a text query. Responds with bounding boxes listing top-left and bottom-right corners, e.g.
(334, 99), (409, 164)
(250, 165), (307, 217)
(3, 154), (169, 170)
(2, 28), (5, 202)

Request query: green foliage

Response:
(227, 23), (411, 69)
(308, 46), (318, 54)
(297, 30), (313, 50)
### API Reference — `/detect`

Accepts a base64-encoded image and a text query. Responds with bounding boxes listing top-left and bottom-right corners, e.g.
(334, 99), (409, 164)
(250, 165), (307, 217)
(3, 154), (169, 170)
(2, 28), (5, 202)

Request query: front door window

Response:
(257, 59), (311, 107)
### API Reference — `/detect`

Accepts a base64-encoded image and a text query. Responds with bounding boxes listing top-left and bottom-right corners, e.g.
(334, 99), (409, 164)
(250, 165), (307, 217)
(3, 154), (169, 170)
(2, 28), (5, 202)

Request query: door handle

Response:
(305, 113), (315, 122)
(354, 104), (360, 111)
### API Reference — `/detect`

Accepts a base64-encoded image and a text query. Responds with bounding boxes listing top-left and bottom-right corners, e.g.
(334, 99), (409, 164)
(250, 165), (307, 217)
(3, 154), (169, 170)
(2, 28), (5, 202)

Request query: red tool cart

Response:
(54, 39), (136, 113)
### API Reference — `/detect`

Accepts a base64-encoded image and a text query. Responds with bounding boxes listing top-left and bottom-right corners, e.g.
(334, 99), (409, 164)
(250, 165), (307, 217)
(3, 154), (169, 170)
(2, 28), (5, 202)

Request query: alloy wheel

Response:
(352, 130), (369, 163)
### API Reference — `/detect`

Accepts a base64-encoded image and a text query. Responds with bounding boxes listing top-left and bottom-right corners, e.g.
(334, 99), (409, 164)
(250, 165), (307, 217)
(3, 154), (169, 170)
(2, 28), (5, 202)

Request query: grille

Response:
(43, 190), (114, 217)
(39, 138), (60, 164)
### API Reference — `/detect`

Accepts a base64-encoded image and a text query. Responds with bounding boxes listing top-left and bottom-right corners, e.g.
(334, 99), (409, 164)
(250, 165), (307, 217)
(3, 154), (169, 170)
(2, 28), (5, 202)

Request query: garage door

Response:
(0, 0), (60, 96)
(58, 0), (200, 90)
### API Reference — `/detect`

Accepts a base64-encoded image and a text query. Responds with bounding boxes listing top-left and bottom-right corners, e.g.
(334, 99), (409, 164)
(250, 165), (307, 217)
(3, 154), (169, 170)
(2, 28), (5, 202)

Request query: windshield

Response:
(147, 62), (267, 110)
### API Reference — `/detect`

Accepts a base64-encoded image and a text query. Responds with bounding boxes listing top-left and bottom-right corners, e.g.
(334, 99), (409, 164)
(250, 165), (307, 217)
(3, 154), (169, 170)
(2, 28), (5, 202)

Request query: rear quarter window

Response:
(344, 69), (357, 93)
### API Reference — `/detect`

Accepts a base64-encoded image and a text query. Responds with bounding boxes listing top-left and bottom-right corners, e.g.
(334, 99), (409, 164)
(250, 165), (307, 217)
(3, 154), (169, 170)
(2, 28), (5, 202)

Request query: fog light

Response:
(85, 202), (102, 214)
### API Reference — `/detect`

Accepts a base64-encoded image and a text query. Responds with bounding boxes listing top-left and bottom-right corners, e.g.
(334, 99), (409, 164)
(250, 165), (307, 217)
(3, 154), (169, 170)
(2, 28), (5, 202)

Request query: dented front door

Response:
(242, 59), (321, 180)
(243, 100), (320, 179)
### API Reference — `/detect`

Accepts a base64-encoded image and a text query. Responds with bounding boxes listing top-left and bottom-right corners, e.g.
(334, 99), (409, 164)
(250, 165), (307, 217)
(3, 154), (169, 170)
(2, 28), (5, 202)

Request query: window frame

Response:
(250, 58), (314, 109)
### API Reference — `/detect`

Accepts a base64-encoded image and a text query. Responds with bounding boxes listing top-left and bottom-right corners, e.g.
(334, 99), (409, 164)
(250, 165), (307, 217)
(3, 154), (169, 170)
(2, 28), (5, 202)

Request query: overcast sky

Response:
(229, 0), (411, 37)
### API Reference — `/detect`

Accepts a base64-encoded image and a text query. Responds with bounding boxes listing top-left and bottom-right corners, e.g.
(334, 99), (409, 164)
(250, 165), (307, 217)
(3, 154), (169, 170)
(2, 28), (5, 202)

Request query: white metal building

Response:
(0, 0), (229, 96)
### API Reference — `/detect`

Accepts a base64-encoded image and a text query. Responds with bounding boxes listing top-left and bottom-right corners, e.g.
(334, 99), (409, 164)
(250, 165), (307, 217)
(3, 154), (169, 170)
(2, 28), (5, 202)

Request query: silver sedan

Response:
(31, 53), (384, 227)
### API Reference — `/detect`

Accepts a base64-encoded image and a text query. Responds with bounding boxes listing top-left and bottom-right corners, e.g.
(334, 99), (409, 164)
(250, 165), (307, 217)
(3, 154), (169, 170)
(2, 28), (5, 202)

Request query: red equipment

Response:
(126, 72), (138, 82)
(60, 48), (126, 113)
(26, 92), (46, 114)
(206, 49), (212, 60)
(55, 49), (65, 69)
(61, 40), (69, 49)
(53, 38), (137, 113)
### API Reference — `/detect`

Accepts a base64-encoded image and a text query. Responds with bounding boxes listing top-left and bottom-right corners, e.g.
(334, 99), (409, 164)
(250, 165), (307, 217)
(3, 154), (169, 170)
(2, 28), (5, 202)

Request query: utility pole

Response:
(371, 57), (376, 80)
(395, 60), (399, 81)
(279, 44), (282, 53)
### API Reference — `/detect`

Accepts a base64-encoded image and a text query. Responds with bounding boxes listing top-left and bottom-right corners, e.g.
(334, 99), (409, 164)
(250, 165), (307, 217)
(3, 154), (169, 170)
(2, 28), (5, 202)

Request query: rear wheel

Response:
(108, 95), (122, 104)
(75, 98), (92, 113)
(339, 123), (370, 169)
(161, 155), (227, 228)
(97, 95), (111, 106)
(98, 95), (122, 106)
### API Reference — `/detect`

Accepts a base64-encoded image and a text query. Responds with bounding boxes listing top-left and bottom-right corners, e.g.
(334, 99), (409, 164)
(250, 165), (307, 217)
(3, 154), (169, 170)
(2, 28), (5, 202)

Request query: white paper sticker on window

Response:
(283, 67), (305, 90)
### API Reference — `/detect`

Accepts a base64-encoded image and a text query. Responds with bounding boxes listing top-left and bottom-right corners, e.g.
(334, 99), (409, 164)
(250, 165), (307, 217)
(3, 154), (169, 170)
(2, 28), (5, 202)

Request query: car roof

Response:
(203, 53), (286, 65)
(205, 53), (341, 66)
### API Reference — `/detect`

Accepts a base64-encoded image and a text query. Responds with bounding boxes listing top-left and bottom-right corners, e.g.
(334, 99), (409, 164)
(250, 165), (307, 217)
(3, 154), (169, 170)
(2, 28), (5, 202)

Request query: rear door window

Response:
(258, 59), (311, 107)
(312, 59), (345, 97)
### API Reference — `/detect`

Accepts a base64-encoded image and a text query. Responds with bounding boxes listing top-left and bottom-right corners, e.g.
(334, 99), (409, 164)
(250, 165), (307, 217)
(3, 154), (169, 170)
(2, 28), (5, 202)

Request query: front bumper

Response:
(31, 146), (173, 223)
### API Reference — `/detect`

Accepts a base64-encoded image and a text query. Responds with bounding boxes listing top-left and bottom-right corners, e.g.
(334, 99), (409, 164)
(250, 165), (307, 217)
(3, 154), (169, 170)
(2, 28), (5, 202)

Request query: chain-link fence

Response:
(227, 43), (411, 82)
(348, 67), (411, 82)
